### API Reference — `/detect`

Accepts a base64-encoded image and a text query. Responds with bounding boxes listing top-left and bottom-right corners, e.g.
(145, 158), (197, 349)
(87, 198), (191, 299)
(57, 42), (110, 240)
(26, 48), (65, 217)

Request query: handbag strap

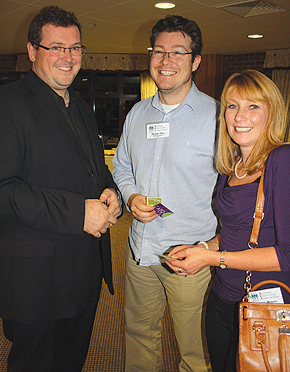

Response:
(251, 280), (290, 294)
(253, 322), (274, 372)
(243, 167), (265, 300)
(242, 169), (289, 372)
(248, 167), (265, 248)
(279, 329), (290, 372)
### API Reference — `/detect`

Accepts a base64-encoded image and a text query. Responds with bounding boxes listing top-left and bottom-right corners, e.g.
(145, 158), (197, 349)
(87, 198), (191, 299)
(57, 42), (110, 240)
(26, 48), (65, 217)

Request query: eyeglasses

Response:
(149, 50), (193, 60)
(34, 44), (87, 56)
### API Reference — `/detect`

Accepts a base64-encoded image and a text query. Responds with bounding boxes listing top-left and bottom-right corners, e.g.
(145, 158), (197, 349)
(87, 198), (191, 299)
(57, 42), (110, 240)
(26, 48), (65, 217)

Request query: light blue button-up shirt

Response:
(113, 82), (219, 265)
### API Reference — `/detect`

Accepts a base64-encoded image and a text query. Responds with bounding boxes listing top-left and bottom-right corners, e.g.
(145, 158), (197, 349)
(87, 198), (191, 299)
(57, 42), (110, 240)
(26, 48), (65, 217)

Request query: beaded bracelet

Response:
(208, 240), (220, 251)
(198, 241), (209, 250)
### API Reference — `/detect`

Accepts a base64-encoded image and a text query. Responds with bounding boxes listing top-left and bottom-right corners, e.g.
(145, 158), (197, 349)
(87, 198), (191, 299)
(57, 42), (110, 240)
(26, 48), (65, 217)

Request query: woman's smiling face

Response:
(225, 88), (269, 159)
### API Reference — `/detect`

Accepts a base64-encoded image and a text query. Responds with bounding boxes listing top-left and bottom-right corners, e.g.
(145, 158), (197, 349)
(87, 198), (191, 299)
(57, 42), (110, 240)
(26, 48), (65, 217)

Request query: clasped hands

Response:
(127, 193), (212, 275)
(83, 188), (120, 238)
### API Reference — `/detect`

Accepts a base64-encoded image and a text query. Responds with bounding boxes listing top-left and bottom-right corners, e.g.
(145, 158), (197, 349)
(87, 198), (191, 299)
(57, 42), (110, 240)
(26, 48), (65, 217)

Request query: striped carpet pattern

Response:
(0, 209), (180, 371)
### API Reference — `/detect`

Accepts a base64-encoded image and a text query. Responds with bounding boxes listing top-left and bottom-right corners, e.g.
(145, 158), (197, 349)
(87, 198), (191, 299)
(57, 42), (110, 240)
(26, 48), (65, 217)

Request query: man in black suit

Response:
(0, 6), (121, 372)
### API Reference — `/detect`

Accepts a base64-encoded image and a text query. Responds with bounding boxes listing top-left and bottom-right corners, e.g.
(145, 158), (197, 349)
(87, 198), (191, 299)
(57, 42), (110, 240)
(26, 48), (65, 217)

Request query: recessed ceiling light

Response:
(248, 34), (264, 39)
(80, 23), (96, 28)
(155, 2), (176, 9)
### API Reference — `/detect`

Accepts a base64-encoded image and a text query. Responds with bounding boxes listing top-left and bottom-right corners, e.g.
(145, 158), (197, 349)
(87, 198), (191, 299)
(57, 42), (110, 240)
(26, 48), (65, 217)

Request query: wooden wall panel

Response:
(195, 54), (224, 100)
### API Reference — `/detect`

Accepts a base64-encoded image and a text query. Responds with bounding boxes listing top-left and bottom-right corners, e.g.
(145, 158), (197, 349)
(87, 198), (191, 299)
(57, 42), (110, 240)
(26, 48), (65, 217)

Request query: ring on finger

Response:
(178, 267), (182, 274)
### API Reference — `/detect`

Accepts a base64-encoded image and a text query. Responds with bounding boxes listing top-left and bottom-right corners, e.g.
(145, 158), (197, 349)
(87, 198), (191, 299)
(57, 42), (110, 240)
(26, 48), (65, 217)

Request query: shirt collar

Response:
(150, 81), (198, 112)
(30, 70), (75, 107)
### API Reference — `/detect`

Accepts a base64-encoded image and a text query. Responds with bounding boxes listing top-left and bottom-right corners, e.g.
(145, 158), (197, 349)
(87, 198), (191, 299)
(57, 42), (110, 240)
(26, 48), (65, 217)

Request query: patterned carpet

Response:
(0, 209), (181, 371)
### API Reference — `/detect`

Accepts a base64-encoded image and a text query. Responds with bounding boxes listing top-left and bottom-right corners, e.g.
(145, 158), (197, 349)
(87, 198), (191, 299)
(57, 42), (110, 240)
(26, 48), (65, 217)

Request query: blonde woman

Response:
(165, 70), (290, 372)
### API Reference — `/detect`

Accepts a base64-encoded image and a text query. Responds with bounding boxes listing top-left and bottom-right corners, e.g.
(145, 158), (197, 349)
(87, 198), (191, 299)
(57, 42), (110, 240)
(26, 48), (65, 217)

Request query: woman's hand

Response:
(165, 243), (281, 275)
(165, 244), (213, 276)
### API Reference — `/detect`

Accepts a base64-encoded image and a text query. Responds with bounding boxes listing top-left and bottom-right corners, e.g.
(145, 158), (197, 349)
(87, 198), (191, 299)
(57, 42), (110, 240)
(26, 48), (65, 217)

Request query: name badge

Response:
(248, 287), (284, 303)
(147, 122), (169, 139)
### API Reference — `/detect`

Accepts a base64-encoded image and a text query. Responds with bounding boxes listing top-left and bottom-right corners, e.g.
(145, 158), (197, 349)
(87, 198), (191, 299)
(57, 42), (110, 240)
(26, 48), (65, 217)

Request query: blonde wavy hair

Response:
(215, 70), (287, 175)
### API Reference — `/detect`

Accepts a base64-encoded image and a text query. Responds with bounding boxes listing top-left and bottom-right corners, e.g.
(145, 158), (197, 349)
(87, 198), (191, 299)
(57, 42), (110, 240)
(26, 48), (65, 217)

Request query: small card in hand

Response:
(147, 197), (162, 206)
(154, 203), (174, 218)
(159, 246), (182, 263)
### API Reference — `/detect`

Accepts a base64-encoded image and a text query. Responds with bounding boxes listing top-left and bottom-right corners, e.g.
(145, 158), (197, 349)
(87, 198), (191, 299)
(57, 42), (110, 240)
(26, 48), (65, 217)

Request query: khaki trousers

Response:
(125, 243), (212, 372)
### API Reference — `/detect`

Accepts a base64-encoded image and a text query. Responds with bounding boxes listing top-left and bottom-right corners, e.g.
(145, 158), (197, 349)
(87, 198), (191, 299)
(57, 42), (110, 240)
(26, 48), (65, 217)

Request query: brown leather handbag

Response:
(237, 168), (290, 372)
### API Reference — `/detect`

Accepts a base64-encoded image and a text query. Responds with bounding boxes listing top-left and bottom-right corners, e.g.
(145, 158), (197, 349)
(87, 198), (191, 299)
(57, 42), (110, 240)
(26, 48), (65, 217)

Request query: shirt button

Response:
(88, 170), (94, 176)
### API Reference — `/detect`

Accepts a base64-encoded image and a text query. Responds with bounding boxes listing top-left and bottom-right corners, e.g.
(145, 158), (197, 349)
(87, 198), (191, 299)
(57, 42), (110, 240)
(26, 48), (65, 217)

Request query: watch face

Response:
(219, 251), (227, 269)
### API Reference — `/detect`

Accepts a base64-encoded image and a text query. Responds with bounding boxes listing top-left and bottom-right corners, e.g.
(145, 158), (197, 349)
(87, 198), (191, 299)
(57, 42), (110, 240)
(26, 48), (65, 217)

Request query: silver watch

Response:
(219, 251), (227, 269)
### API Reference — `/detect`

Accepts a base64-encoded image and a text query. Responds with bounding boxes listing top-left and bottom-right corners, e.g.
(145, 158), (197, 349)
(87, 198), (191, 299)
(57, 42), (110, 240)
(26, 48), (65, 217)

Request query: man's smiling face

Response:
(27, 23), (82, 99)
(149, 31), (201, 104)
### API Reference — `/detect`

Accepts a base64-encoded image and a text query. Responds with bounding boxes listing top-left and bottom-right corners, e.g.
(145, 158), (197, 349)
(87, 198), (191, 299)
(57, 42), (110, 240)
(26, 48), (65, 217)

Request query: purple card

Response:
(154, 203), (174, 218)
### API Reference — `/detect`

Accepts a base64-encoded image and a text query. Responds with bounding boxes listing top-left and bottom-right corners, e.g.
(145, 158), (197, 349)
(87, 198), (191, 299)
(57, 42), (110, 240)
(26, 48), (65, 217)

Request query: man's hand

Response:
(127, 194), (157, 223)
(99, 188), (121, 218)
(83, 198), (117, 238)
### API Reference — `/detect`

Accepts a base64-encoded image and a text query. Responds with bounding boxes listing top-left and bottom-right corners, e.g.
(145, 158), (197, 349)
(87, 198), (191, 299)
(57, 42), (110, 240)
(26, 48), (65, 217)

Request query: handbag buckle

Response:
(276, 310), (290, 322)
(252, 323), (266, 334)
(253, 212), (264, 219)
(248, 241), (258, 249)
(276, 310), (290, 329)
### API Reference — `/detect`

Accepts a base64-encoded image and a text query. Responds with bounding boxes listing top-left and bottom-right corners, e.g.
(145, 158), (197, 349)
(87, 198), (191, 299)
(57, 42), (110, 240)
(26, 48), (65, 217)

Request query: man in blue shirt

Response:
(113, 15), (218, 372)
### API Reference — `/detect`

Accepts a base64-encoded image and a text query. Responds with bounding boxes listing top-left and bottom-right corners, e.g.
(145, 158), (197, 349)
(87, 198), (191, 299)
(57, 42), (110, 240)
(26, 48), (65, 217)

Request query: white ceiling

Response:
(0, 0), (289, 56)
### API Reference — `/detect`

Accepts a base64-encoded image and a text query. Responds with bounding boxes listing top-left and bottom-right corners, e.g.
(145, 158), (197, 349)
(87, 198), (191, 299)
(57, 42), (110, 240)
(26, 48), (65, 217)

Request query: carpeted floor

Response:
(0, 209), (181, 371)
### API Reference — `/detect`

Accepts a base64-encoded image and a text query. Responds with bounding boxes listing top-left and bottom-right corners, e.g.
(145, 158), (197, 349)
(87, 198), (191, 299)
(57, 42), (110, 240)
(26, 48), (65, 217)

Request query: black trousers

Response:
(3, 275), (103, 372)
(205, 289), (239, 372)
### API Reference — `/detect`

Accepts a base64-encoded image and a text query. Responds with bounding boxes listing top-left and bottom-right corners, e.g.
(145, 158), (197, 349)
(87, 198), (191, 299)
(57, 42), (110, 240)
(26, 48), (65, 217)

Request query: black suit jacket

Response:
(0, 70), (116, 324)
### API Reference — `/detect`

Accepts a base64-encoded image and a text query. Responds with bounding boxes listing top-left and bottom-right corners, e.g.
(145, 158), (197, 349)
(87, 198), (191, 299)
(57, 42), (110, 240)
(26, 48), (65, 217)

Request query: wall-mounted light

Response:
(154, 3), (176, 9)
(248, 34), (264, 39)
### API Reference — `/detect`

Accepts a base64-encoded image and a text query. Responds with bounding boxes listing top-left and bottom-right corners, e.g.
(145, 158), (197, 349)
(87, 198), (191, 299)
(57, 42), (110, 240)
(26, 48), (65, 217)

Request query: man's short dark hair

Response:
(150, 15), (203, 59)
(28, 6), (82, 46)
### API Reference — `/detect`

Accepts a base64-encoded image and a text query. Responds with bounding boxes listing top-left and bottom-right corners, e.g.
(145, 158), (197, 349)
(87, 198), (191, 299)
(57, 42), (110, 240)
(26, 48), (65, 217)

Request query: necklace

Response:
(234, 157), (247, 179)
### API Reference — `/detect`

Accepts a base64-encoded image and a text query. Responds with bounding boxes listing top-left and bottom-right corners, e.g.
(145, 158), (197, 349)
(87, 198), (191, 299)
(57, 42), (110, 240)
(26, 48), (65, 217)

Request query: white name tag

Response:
(248, 287), (284, 303)
(146, 122), (169, 139)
